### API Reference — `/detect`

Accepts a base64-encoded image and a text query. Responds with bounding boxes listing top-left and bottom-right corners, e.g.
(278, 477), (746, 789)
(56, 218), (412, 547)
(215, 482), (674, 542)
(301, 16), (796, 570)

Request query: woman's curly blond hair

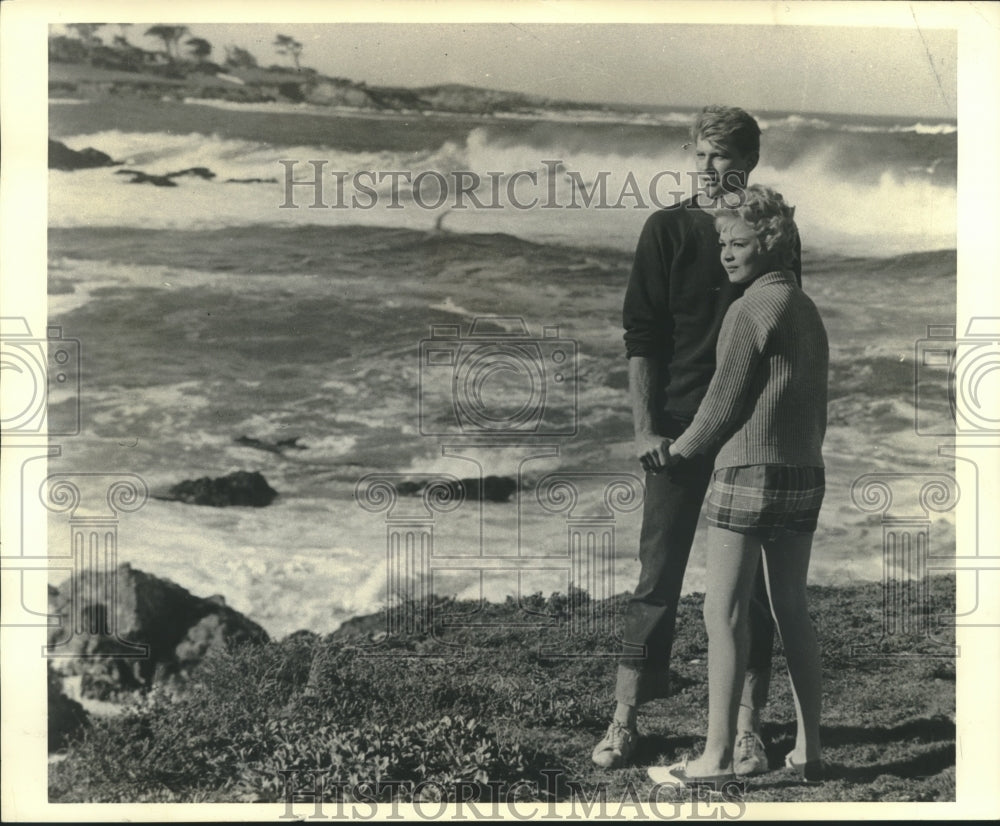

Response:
(714, 184), (799, 267)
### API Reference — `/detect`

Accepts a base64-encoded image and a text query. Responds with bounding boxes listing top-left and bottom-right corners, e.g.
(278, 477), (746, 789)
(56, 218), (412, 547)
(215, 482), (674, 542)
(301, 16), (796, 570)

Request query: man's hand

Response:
(636, 434), (674, 474)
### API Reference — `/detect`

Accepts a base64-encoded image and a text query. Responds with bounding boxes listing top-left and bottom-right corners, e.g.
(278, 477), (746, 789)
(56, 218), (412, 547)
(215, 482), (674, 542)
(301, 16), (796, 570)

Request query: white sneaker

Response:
(647, 760), (736, 791)
(733, 731), (768, 776)
(591, 720), (637, 768)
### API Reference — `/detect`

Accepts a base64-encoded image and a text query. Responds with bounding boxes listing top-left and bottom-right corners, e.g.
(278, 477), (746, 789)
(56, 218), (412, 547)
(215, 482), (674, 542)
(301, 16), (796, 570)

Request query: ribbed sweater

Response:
(622, 200), (802, 419)
(671, 270), (828, 469)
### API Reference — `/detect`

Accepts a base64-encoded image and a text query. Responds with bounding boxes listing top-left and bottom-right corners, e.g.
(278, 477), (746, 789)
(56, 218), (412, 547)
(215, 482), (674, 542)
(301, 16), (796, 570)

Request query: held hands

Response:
(636, 434), (678, 474)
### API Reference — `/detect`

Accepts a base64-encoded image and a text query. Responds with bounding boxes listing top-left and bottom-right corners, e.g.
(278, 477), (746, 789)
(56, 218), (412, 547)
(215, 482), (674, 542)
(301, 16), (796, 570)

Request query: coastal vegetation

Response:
(49, 575), (956, 804)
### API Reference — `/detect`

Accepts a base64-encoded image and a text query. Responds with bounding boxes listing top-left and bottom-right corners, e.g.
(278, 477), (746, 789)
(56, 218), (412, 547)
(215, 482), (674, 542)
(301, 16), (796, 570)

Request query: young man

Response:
(592, 105), (802, 773)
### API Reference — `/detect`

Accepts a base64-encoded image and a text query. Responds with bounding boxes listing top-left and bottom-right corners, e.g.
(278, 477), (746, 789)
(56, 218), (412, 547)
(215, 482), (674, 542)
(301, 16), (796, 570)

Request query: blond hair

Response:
(714, 184), (798, 266)
(691, 105), (761, 157)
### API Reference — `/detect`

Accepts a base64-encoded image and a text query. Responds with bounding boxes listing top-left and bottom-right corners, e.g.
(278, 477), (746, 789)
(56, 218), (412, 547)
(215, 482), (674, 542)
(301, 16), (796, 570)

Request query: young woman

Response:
(644, 185), (828, 786)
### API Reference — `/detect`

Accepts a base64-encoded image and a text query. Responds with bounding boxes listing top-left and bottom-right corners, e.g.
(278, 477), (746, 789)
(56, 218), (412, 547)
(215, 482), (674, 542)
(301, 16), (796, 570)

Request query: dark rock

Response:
(276, 436), (306, 449)
(175, 612), (265, 668)
(115, 169), (178, 187)
(160, 470), (278, 507)
(395, 475), (517, 503)
(48, 139), (117, 171)
(478, 475), (518, 502)
(112, 165), (217, 186)
(48, 664), (89, 752)
(165, 166), (216, 180)
(235, 435), (281, 454)
(47, 563), (269, 698)
(394, 480), (425, 496)
(235, 435), (306, 455)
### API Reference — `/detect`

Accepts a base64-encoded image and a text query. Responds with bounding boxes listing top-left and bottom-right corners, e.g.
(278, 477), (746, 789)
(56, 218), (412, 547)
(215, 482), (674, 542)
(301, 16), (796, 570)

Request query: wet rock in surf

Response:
(235, 434), (307, 455)
(47, 563), (269, 698)
(114, 166), (216, 186)
(115, 169), (178, 187)
(395, 475), (518, 503)
(48, 138), (117, 171)
(161, 470), (278, 507)
(166, 166), (216, 180)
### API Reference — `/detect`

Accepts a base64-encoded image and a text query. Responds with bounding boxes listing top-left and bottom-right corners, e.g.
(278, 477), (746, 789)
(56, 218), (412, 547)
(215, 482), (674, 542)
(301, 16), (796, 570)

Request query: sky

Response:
(98, 20), (957, 119)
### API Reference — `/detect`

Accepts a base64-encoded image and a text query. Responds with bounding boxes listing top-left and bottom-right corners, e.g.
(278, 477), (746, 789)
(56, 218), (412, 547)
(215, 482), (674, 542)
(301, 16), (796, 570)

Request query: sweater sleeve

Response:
(671, 302), (765, 458)
(622, 212), (671, 359)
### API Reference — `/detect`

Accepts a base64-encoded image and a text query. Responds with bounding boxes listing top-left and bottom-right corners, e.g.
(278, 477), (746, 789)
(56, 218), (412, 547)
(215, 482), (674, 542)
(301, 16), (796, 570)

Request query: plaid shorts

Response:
(706, 465), (825, 538)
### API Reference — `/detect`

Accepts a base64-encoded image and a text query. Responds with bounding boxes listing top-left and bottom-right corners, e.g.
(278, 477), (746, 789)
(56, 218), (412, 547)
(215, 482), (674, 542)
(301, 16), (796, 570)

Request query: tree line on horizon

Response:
(48, 23), (585, 114)
(52, 24), (307, 75)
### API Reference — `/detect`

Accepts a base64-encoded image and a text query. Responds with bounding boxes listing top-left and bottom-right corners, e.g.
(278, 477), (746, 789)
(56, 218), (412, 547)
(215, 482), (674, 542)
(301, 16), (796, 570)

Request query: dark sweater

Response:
(622, 199), (802, 421)
(671, 270), (828, 469)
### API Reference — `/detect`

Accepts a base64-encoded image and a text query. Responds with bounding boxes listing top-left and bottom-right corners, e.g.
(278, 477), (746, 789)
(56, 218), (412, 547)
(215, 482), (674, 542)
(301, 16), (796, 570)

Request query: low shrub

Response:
(50, 579), (957, 803)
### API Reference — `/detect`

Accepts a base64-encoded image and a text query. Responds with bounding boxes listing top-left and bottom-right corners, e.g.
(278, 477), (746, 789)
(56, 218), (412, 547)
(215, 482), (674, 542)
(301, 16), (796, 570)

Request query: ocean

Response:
(46, 98), (957, 638)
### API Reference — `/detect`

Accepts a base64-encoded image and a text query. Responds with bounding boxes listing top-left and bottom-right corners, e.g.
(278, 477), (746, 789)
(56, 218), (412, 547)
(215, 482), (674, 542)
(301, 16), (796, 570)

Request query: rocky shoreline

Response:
(47, 563), (271, 742)
(49, 53), (617, 118)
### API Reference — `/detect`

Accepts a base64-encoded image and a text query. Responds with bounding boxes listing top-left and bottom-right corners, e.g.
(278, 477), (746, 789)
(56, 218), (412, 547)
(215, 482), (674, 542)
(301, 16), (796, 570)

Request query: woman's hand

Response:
(637, 434), (675, 474)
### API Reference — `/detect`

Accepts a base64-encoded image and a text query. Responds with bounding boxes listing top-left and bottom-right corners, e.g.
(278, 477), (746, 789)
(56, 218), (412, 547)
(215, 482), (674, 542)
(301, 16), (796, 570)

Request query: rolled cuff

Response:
(623, 330), (668, 361)
(615, 662), (671, 706)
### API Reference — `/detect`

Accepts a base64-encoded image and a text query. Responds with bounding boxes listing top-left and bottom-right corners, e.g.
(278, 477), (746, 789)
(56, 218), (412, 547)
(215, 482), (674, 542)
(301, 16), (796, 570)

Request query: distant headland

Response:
(49, 25), (628, 118)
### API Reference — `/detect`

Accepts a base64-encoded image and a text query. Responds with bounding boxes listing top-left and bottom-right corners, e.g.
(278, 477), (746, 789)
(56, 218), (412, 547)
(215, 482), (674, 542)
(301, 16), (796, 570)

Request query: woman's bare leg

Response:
(685, 526), (761, 775)
(761, 531), (822, 763)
